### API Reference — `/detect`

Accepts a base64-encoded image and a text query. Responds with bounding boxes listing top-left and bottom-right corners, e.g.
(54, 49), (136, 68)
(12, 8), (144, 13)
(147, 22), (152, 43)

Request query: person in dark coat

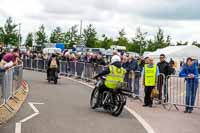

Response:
(128, 56), (138, 94)
(122, 56), (129, 91)
(133, 57), (143, 99)
(157, 54), (171, 103)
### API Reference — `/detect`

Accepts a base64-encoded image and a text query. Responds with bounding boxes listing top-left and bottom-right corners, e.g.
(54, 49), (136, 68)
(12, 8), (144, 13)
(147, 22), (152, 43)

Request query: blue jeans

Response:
(185, 81), (198, 111)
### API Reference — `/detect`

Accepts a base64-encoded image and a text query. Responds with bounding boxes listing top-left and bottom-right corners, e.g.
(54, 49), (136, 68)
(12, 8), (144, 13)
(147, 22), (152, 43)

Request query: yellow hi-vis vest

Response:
(144, 64), (157, 86)
(105, 65), (126, 89)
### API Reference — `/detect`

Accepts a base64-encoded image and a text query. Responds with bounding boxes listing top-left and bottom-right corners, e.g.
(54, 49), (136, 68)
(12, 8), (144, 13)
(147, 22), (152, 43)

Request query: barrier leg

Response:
(168, 104), (179, 111)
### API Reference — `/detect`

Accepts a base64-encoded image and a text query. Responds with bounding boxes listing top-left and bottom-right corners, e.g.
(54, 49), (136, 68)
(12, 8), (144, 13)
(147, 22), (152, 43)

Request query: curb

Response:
(0, 81), (29, 125)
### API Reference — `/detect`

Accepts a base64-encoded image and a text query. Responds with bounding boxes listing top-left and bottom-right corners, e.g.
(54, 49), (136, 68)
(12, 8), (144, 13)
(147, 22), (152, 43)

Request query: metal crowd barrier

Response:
(24, 57), (200, 111)
(167, 75), (200, 110)
(0, 64), (23, 112)
(23, 58), (165, 98)
(129, 72), (166, 102)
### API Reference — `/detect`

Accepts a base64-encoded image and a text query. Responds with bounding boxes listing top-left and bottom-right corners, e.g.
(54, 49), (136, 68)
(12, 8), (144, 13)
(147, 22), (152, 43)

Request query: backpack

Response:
(50, 58), (58, 68)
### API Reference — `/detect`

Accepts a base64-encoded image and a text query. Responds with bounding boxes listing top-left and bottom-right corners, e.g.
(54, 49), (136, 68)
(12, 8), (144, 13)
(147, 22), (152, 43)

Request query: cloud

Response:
(114, 0), (200, 20)
(0, 0), (200, 43)
(0, 0), (43, 18)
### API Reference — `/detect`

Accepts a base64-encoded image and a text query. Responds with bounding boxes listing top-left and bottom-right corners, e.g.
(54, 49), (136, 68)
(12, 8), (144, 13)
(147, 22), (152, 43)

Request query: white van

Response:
(110, 45), (126, 53)
(43, 48), (61, 54)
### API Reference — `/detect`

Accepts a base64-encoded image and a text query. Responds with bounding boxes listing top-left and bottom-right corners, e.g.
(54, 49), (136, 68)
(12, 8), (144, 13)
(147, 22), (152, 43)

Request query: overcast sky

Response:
(0, 0), (200, 43)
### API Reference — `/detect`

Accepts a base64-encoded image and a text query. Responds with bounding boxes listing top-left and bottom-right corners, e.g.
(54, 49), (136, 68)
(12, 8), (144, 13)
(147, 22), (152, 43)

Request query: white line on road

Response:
(20, 113), (39, 123)
(28, 102), (44, 113)
(15, 102), (44, 133)
(15, 123), (21, 133)
(125, 106), (156, 133)
(64, 76), (156, 133)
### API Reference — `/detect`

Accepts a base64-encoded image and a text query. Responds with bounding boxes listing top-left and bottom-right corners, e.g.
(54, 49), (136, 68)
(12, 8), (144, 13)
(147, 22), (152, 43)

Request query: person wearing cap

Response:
(94, 54), (126, 107)
(143, 57), (160, 107)
(179, 57), (199, 113)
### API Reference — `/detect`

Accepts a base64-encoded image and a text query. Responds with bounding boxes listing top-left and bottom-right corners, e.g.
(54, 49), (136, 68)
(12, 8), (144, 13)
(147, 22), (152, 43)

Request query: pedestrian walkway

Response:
(127, 100), (200, 133)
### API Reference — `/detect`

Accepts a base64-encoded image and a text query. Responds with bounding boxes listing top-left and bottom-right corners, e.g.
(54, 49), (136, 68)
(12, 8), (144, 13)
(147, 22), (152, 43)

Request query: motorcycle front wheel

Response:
(90, 87), (99, 109)
(112, 93), (124, 117)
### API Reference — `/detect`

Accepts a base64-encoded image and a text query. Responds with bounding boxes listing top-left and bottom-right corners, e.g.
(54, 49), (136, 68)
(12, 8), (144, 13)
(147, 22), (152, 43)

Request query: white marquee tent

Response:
(147, 45), (200, 59)
(146, 45), (200, 70)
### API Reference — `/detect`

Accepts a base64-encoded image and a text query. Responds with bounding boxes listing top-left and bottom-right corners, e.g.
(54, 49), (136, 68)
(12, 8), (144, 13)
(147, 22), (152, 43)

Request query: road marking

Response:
(15, 102), (44, 133)
(20, 113), (39, 123)
(28, 102), (44, 113)
(64, 76), (156, 133)
(64, 76), (94, 88)
(125, 106), (156, 133)
(15, 123), (21, 133)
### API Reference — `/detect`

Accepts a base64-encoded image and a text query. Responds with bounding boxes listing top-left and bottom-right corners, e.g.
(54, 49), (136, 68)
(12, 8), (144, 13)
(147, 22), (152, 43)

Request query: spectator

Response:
(128, 56), (138, 94)
(179, 57), (199, 113)
(157, 54), (171, 103)
(76, 52), (84, 78)
(1, 48), (21, 69)
(96, 54), (106, 66)
(91, 54), (97, 64)
(122, 56), (130, 91)
(133, 57), (143, 99)
(143, 57), (160, 107)
(144, 57), (149, 64)
(0, 45), (5, 61)
(169, 58), (175, 67)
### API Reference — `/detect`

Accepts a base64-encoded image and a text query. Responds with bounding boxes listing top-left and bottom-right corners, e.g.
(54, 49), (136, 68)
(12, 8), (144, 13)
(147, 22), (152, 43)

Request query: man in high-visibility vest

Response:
(143, 57), (159, 107)
(94, 54), (126, 106)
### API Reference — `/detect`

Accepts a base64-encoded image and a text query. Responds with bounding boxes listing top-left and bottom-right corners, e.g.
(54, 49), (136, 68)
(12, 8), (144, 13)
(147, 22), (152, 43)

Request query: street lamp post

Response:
(18, 23), (21, 47)
(80, 19), (83, 38)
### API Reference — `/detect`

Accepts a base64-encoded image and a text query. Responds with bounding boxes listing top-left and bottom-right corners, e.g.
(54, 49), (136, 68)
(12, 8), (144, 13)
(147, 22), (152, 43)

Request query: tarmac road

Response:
(0, 70), (146, 133)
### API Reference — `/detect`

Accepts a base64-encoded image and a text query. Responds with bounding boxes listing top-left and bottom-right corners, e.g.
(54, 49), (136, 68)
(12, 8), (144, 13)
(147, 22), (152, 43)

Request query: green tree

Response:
(115, 29), (128, 46)
(100, 34), (113, 49)
(131, 27), (147, 55)
(35, 25), (48, 47)
(147, 28), (170, 51)
(82, 24), (97, 48)
(25, 32), (33, 47)
(50, 27), (64, 43)
(0, 17), (19, 46)
(63, 25), (80, 48)
(176, 41), (188, 46)
(192, 41), (200, 48)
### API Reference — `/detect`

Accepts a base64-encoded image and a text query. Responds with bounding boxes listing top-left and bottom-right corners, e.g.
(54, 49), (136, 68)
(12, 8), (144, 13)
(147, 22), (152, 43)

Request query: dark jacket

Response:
(94, 61), (122, 78)
(128, 59), (138, 71)
(96, 59), (106, 66)
(122, 62), (129, 71)
(157, 61), (171, 76)
(122, 62), (130, 81)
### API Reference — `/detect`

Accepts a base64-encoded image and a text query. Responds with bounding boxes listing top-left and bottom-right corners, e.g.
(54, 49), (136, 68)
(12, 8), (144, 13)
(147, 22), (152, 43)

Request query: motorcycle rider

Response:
(94, 54), (127, 107)
(47, 53), (60, 80)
